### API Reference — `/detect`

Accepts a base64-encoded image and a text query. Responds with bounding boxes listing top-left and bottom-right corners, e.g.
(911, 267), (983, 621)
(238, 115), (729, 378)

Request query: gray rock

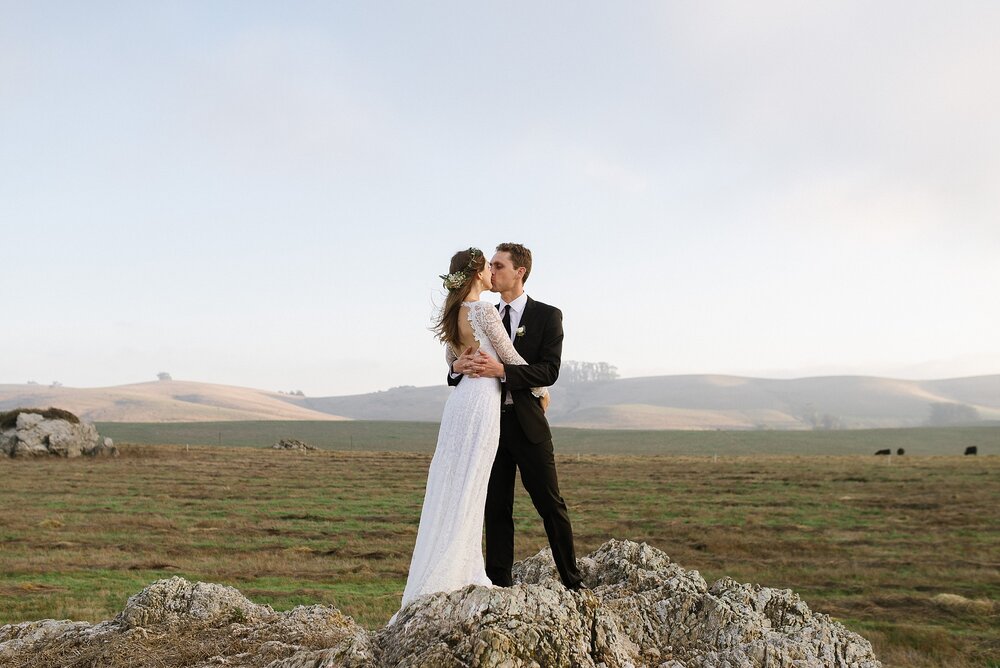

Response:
(0, 618), (92, 657)
(90, 436), (117, 456)
(0, 409), (118, 458)
(114, 577), (272, 628)
(272, 438), (318, 451)
(0, 576), (366, 668)
(0, 541), (882, 668)
(376, 582), (626, 667)
(376, 539), (879, 668)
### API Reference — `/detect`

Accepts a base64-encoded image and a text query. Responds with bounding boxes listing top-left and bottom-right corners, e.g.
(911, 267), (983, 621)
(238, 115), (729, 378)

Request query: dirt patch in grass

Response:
(0, 583), (69, 596)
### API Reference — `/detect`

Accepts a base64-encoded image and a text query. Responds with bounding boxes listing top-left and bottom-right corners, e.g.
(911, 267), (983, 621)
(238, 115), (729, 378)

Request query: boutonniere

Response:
(515, 326), (526, 338)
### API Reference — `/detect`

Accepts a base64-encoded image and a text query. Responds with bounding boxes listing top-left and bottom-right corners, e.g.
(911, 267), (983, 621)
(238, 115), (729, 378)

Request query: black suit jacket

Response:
(447, 296), (563, 444)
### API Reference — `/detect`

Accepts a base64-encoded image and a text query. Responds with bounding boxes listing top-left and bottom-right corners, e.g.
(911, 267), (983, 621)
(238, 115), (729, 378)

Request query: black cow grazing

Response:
(896, 448), (905, 456)
(874, 449), (891, 455)
(965, 446), (978, 455)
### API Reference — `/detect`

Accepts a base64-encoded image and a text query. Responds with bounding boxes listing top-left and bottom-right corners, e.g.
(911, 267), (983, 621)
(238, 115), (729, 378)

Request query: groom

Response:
(449, 242), (585, 591)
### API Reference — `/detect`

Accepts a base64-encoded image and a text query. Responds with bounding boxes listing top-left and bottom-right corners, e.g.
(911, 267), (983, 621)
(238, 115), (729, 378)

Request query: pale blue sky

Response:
(3, 2), (999, 396)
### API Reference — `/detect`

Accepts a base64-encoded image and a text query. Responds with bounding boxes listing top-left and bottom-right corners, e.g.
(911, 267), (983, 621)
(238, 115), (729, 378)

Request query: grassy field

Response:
(96, 420), (998, 456)
(1, 437), (998, 666)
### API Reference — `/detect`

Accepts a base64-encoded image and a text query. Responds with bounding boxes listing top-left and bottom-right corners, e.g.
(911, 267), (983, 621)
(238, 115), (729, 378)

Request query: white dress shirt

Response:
(497, 292), (528, 402)
(498, 292), (528, 340)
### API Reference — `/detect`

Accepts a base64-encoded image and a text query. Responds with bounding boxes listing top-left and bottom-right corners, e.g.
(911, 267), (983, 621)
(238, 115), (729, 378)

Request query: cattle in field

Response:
(896, 448), (905, 455)
(965, 446), (978, 455)
(874, 449), (891, 455)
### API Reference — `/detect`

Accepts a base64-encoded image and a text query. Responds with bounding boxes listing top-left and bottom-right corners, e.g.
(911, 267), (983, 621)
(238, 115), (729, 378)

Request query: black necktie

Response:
(500, 305), (513, 403)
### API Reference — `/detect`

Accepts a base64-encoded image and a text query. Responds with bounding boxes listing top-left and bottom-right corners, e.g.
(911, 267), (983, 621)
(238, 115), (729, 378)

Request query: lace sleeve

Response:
(473, 305), (548, 398)
(445, 344), (458, 370)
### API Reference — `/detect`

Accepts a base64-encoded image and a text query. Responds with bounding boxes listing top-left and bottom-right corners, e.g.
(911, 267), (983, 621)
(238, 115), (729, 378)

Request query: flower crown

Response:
(439, 248), (483, 291)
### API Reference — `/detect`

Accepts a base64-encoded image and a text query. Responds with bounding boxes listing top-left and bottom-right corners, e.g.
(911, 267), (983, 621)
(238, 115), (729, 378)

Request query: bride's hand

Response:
(540, 394), (550, 413)
(453, 346), (477, 375)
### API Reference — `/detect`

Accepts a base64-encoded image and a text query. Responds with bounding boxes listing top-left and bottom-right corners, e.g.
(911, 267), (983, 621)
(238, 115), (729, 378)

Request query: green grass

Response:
(96, 420), (999, 455)
(96, 420), (442, 451)
(2, 439), (998, 667)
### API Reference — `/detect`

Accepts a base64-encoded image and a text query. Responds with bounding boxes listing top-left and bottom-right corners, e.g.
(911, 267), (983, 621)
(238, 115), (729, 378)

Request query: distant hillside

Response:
(0, 381), (346, 423)
(2, 375), (998, 429)
(282, 374), (1000, 430)
(296, 385), (453, 422)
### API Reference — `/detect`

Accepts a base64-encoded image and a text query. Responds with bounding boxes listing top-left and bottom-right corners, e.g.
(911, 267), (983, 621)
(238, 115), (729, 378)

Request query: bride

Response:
(392, 247), (548, 620)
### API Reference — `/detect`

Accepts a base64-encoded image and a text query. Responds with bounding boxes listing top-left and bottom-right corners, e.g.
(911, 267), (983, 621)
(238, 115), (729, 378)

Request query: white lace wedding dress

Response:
(392, 300), (546, 621)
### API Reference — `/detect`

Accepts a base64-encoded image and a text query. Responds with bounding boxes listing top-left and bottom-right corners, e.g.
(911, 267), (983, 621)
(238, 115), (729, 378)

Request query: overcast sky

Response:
(3, 1), (999, 396)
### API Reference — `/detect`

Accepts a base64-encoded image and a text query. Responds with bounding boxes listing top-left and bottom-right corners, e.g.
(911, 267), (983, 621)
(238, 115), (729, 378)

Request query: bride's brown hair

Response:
(433, 248), (486, 349)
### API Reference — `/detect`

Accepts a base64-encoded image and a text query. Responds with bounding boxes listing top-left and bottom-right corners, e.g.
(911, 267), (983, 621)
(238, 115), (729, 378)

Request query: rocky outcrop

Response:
(272, 438), (318, 451)
(378, 539), (880, 668)
(0, 540), (881, 667)
(0, 578), (367, 668)
(0, 408), (117, 458)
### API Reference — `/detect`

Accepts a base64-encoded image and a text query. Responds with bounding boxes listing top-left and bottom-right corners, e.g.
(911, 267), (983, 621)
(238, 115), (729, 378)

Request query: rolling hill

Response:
(3, 374), (997, 430)
(288, 374), (1000, 429)
(0, 380), (346, 423)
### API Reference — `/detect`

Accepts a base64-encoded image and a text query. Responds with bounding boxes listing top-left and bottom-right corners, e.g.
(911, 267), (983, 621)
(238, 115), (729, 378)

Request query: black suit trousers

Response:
(484, 410), (583, 588)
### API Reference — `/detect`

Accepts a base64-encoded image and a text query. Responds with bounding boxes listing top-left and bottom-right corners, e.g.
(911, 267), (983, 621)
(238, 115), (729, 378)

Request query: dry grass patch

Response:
(8, 618), (351, 668)
(931, 593), (995, 615)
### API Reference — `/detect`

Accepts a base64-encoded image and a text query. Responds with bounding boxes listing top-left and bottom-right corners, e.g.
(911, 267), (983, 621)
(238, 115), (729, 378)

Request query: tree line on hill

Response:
(560, 361), (619, 383)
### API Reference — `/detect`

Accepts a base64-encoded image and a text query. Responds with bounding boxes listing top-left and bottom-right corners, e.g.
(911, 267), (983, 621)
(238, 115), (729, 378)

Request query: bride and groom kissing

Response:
(392, 243), (585, 623)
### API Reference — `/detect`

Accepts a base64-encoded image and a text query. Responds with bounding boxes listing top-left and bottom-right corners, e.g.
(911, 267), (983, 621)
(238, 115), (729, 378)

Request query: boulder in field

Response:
(272, 438), (318, 451)
(0, 407), (118, 458)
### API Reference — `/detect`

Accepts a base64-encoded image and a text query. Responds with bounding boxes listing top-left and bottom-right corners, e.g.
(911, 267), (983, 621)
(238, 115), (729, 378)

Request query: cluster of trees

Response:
(807, 413), (844, 430)
(560, 360), (619, 384)
(800, 403), (844, 430)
